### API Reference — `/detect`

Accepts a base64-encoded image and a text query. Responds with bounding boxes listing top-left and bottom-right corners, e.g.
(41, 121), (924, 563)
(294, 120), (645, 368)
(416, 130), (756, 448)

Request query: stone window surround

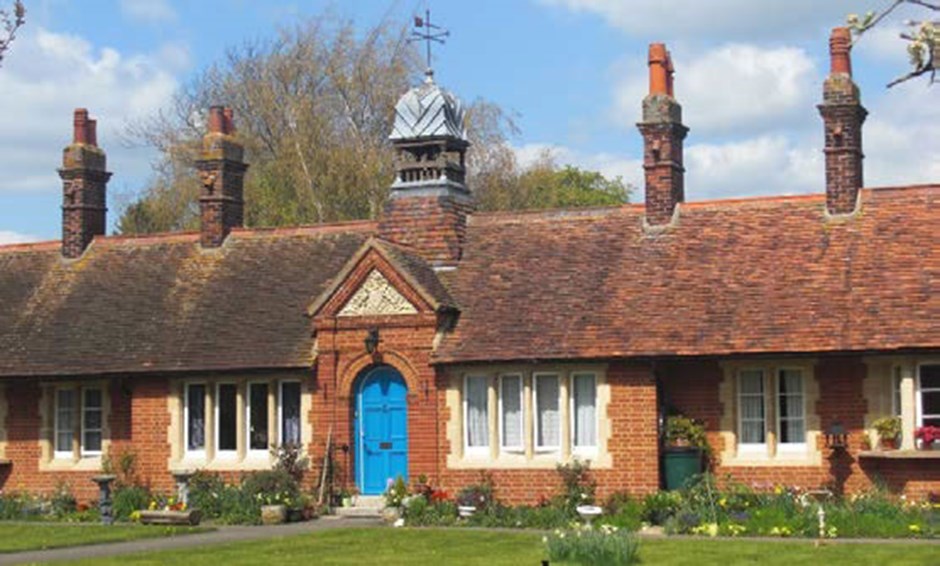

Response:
(168, 376), (312, 472)
(718, 360), (822, 467)
(38, 380), (110, 472)
(864, 357), (940, 450)
(447, 363), (611, 470)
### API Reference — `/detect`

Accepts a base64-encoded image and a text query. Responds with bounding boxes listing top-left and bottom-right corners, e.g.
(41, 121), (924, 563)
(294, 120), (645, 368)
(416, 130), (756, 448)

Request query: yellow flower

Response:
(909, 524), (922, 533)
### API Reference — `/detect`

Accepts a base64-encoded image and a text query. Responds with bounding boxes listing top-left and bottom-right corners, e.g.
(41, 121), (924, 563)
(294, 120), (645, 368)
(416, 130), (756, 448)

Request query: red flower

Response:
(915, 426), (940, 445)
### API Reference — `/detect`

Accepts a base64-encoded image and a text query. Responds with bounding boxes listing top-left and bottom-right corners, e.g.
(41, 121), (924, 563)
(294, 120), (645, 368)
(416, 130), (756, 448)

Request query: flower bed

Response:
(395, 466), (939, 540)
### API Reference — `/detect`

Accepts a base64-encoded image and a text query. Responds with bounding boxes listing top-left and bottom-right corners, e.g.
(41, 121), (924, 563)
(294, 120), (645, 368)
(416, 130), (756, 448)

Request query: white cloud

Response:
(538, 0), (878, 40)
(517, 135), (822, 202)
(119, 0), (177, 25)
(0, 27), (181, 194)
(0, 230), (39, 245)
(613, 44), (817, 137)
(863, 81), (940, 187)
(686, 135), (820, 199)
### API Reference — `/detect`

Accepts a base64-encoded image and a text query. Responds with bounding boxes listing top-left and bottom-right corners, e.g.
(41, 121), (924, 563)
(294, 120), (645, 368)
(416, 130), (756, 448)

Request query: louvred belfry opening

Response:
(378, 72), (474, 268)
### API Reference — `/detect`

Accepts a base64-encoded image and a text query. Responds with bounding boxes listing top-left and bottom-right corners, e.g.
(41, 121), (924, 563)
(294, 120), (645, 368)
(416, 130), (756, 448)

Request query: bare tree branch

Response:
(0, 0), (26, 67)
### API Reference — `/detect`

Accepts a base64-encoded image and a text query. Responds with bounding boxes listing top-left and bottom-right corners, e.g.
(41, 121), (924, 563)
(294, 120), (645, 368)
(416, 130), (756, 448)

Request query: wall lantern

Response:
(824, 421), (848, 450)
(364, 328), (381, 354)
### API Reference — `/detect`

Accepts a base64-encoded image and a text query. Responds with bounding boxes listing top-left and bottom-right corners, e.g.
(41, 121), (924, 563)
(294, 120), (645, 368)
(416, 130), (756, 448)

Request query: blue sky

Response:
(1, 0), (937, 243)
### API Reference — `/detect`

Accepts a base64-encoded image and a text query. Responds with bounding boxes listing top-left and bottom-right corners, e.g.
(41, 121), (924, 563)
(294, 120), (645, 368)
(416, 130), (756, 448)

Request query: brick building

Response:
(0, 29), (937, 503)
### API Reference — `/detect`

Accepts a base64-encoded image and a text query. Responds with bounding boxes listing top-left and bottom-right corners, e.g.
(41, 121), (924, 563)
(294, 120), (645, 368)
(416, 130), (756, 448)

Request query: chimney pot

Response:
(87, 119), (98, 147)
(829, 27), (852, 76)
(73, 108), (89, 145)
(223, 107), (235, 134)
(648, 43), (669, 96)
(208, 106), (225, 134)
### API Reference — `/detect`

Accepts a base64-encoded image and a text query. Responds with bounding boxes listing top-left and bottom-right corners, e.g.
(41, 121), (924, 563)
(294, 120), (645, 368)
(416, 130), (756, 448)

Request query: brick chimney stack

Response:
(195, 106), (248, 248)
(637, 43), (688, 226)
(59, 109), (111, 258)
(819, 27), (867, 215)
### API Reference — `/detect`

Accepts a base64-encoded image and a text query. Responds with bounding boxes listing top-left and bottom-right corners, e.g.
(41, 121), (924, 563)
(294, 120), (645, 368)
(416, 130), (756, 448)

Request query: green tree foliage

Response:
(117, 14), (631, 235)
(475, 150), (630, 212)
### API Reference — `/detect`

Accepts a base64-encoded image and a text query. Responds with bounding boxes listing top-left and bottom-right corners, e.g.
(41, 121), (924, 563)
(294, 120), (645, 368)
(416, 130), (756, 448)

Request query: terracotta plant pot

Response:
(880, 437), (899, 450)
(261, 504), (287, 525)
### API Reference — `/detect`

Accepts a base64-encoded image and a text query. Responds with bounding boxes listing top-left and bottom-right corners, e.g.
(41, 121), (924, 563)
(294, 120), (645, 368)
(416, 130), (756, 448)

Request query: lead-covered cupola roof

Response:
(390, 71), (466, 141)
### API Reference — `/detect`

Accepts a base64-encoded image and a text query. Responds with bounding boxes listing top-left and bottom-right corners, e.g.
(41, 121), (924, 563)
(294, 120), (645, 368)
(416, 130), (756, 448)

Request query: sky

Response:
(0, 0), (937, 244)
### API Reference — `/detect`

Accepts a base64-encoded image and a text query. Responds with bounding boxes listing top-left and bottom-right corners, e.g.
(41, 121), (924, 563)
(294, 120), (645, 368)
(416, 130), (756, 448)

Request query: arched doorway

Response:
(354, 365), (408, 495)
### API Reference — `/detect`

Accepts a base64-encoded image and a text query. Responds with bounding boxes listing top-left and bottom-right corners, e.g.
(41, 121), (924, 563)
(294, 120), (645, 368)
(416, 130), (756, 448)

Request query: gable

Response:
(338, 269), (418, 316)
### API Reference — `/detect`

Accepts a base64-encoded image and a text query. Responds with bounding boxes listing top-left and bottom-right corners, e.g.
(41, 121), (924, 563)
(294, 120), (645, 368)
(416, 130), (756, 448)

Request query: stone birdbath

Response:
(576, 505), (603, 527)
(91, 474), (117, 525)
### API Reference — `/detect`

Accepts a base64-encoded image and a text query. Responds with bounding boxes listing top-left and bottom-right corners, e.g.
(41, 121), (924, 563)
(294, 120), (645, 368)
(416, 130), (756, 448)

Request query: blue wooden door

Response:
(356, 366), (408, 495)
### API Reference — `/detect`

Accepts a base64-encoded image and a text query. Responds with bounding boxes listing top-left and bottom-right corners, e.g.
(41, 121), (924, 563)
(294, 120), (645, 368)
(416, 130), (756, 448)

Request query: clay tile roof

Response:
(433, 185), (940, 363)
(0, 224), (373, 377)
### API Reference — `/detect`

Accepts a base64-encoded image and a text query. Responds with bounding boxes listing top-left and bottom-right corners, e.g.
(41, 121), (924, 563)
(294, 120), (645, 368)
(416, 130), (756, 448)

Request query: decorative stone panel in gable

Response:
(338, 269), (418, 317)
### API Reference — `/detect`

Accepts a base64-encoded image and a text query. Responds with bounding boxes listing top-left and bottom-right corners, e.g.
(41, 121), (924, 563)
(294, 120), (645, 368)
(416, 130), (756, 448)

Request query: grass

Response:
(0, 522), (208, 553)
(65, 527), (939, 566)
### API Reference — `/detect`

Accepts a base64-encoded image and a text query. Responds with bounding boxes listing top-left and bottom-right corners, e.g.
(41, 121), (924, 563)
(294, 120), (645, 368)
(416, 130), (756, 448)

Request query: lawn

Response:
(0, 523), (207, 553)
(67, 527), (939, 566)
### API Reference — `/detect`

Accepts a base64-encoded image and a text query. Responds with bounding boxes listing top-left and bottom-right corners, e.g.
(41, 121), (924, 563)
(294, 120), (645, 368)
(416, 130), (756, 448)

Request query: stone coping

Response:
(858, 449), (940, 459)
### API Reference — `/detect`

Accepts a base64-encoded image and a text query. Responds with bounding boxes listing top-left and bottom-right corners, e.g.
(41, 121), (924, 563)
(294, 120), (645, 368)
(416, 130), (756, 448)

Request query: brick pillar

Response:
(637, 44), (687, 226)
(195, 106), (248, 248)
(818, 27), (866, 216)
(59, 109), (111, 258)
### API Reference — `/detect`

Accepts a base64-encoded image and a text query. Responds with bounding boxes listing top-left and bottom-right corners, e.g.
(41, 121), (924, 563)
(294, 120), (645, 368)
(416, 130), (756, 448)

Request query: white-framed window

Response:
(81, 387), (103, 456)
(184, 383), (207, 455)
(571, 373), (597, 452)
(737, 369), (766, 451)
(464, 376), (489, 452)
(215, 383), (238, 457)
(777, 369), (805, 449)
(279, 381), (302, 446)
(247, 382), (270, 454)
(534, 373), (561, 451)
(499, 374), (524, 451)
(54, 388), (76, 458)
(918, 363), (940, 428)
(892, 366), (903, 417)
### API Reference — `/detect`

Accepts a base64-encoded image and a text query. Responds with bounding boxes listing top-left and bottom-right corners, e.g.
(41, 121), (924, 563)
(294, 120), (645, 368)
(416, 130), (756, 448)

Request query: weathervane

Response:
(409, 9), (449, 80)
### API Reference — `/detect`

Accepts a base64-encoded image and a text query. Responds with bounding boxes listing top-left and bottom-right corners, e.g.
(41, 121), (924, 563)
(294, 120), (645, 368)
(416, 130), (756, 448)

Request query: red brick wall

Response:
(0, 378), (172, 503)
(660, 357), (940, 499)
(434, 362), (660, 505)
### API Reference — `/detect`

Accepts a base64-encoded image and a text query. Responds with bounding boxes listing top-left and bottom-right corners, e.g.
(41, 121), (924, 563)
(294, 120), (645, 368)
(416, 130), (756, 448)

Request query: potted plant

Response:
(915, 425), (940, 450)
(662, 415), (708, 490)
(873, 416), (902, 450)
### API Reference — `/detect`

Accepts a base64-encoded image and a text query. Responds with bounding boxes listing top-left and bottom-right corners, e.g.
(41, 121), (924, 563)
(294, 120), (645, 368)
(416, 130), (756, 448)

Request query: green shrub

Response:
(188, 471), (227, 518)
(556, 459), (596, 515)
(642, 490), (681, 525)
(50, 482), (77, 518)
(112, 485), (151, 521)
(545, 524), (639, 566)
(241, 469), (300, 507)
(403, 499), (458, 526)
(602, 493), (643, 531)
(455, 473), (495, 511)
(0, 492), (29, 520)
